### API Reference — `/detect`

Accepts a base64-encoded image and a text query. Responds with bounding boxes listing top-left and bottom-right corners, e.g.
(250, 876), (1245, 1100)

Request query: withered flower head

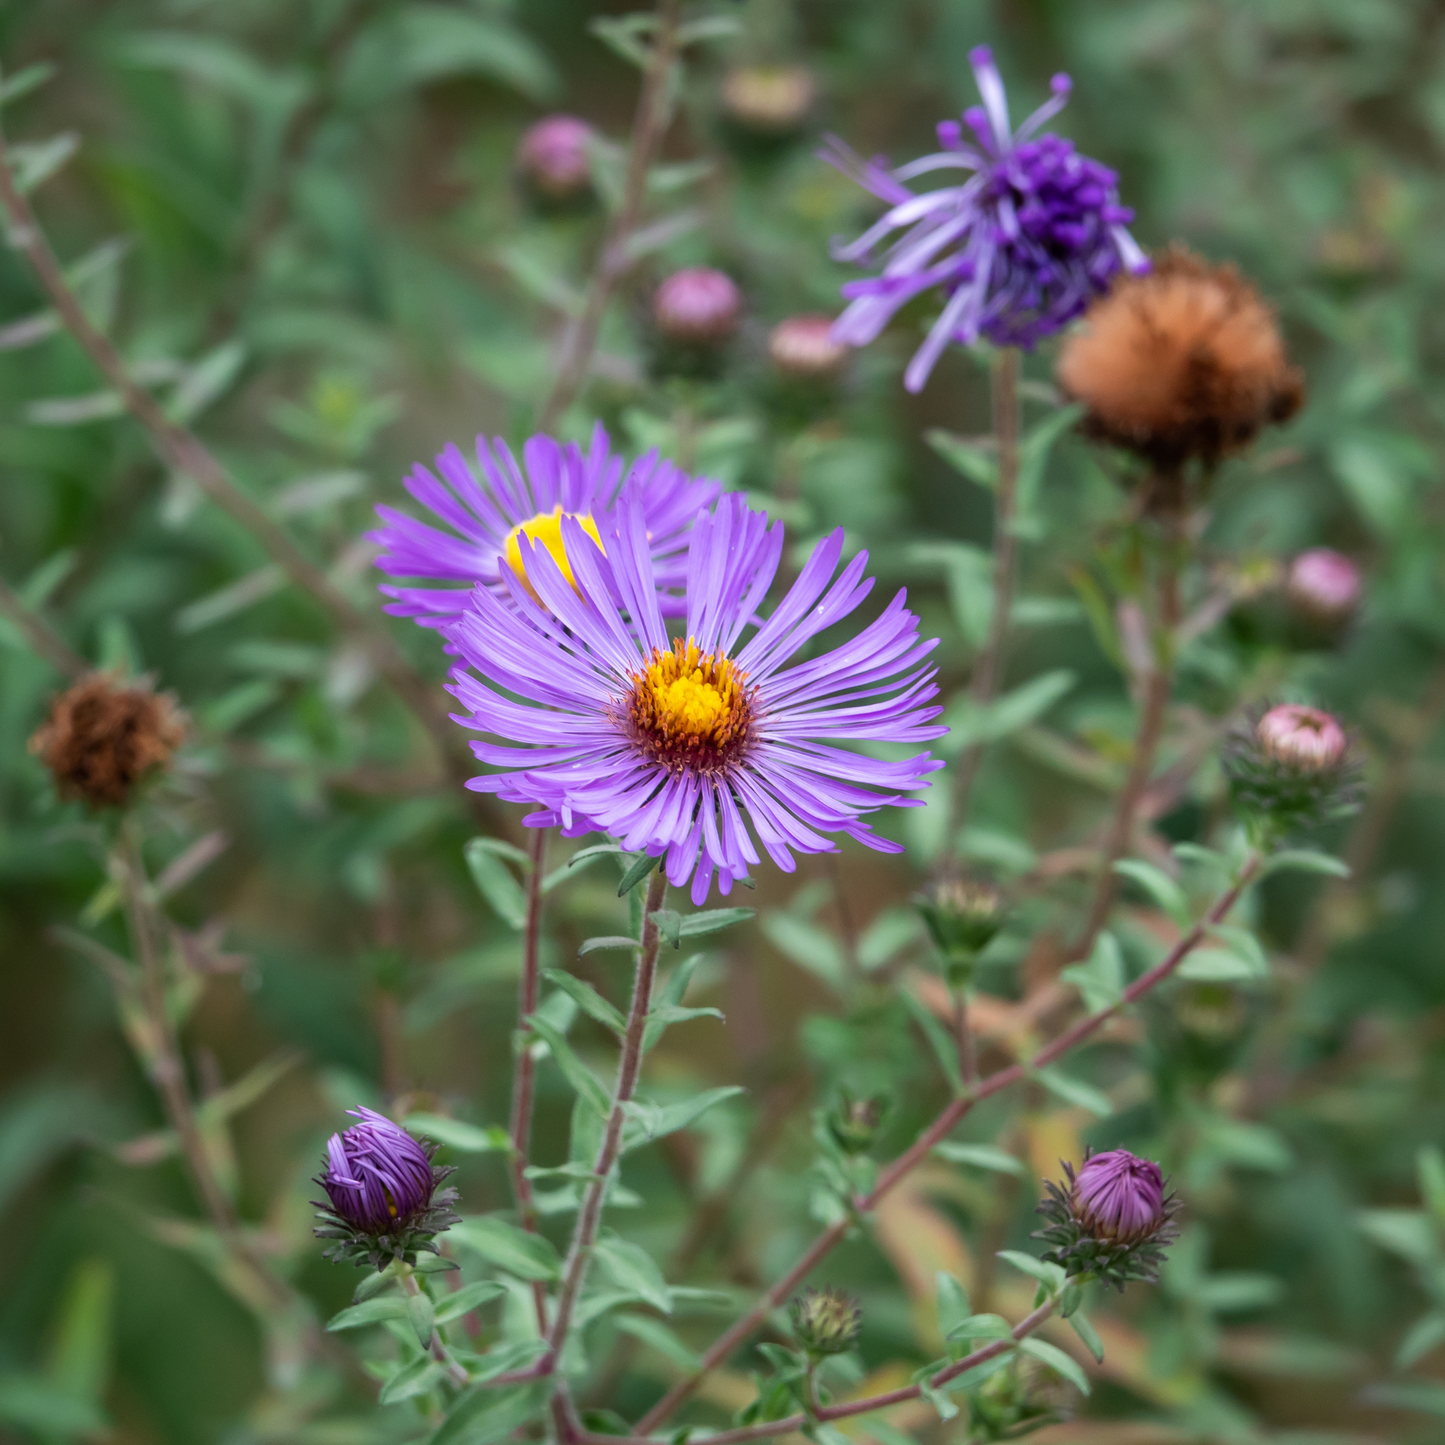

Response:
(29, 672), (185, 809)
(1056, 245), (1304, 468)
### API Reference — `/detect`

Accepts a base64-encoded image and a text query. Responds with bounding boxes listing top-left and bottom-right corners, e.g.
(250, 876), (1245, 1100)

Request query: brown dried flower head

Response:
(1056, 245), (1304, 468)
(29, 672), (186, 809)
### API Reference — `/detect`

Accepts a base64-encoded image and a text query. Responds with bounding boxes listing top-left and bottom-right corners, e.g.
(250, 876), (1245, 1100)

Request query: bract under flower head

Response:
(370, 423), (718, 627)
(826, 46), (1145, 391)
(444, 493), (946, 905)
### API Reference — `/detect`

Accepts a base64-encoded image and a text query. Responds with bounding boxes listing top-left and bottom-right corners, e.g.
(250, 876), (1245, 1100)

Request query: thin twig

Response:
(510, 826), (551, 1333)
(635, 852), (1261, 1431)
(600, 1297), (1059, 1444)
(952, 987), (978, 1085)
(0, 574), (87, 677)
(947, 346), (1023, 837)
(547, 869), (669, 1357)
(536, 0), (683, 430)
(1069, 508), (1184, 962)
(0, 126), (472, 794)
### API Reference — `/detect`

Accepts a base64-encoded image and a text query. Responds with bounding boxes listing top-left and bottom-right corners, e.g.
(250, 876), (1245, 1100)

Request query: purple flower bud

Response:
(654, 268), (742, 344)
(1256, 704), (1348, 773)
(768, 313), (848, 378)
(1070, 1149), (1165, 1244)
(517, 114), (594, 199)
(320, 1108), (438, 1235)
(1287, 548), (1361, 623)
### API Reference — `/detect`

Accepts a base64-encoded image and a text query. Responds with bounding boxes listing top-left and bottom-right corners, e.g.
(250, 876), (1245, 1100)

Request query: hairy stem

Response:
(635, 853), (1260, 1431)
(1070, 508), (1184, 961)
(0, 126), (472, 796)
(510, 827), (550, 1332)
(547, 869), (669, 1357)
(537, 0), (682, 430)
(948, 346), (1023, 837)
(952, 986), (979, 1085)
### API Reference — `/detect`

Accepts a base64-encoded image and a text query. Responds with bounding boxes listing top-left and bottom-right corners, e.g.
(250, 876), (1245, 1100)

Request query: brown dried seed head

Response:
(29, 672), (186, 809)
(1055, 245), (1304, 467)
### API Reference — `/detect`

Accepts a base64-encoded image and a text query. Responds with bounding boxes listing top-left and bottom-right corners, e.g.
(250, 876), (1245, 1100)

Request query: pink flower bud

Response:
(654, 268), (742, 344)
(516, 114), (594, 199)
(768, 314), (849, 378)
(1256, 704), (1348, 772)
(1071, 1149), (1165, 1244)
(1287, 548), (1361, 622)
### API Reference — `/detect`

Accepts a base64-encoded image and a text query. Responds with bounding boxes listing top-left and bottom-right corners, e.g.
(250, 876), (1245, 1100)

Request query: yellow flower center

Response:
(503, 506), (603, 598)
(625, 638), (755, 774)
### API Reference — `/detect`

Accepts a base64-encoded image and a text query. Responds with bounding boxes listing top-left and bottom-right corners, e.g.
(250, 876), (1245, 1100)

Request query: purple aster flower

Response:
(1035, 1147), (1180, 1288)
(369, 423), (719, 628)
(825, 45), (1147, 391)
(443, 493), (946, 905)
(313, 1107), (459, 1268)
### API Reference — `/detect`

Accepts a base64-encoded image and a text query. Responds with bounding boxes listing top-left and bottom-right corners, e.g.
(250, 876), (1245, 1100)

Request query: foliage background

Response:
(2, 0), (1445, 1442)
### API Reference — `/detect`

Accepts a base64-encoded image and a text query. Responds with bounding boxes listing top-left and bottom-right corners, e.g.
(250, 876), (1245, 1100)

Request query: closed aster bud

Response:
(1224, 703), (1358, 835)
(654, 268), (742, 345)
(29, 672), (185, 810)
(1287, 548), (1362, 625)
(1056, 245), (1304, 469)
(769, 314), (849, 379)
(516, 114), (595, 200)
(313, 1107), (460, 1269)
(916, 878), (1005, 979)
(826, 1089), (887, 1156)
(790, 1286), (861, 1356)
(720, 64), (815, 133)
(1035, 1148), (1180, 1289)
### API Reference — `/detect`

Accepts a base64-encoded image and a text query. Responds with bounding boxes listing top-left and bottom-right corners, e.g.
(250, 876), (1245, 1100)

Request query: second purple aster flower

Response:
(825, 46), (1146, 392)
(444, 494), (947, 904)
(370, 422), (719, 627)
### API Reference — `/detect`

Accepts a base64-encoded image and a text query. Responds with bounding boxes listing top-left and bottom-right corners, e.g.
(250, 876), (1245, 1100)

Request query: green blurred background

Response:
(2, 1), (1445, 1442)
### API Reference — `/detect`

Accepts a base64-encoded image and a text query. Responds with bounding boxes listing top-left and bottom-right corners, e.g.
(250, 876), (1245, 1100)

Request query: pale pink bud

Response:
(768, 314), (849, 378)
(654, 268), (742, 344)
(517, 115), (594, 199)
(1256, 704), (1348, 772)
(1287, 548), (1361, 622)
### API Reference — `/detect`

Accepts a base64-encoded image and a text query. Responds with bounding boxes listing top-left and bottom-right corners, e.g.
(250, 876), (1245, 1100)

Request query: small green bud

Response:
(826, 1090), (888, 1156)
(789, 1286), (861, 1357)
(915, 878), (1005, 980)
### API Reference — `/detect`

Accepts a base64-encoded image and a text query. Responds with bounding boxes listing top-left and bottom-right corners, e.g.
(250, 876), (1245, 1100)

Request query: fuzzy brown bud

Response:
(1056, 245), (1304, 468)
(30, 672), (185, 810)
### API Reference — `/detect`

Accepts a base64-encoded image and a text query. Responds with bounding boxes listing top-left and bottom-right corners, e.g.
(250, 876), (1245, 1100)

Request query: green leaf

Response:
(652, 908), (683, 949)
(1259, 849), (1351, 880)
(542, 971), (625, 1033)
(616, 852), (659, 897)
(935, 1272), (971, 1337)
(11, 132), (80, 193)
(1012, 404), (1086, 536)
(621, 1086), (745, 1150)
(900, 985), (962, 1092)
(1194, 1272), (1284, 1314)
(433, 1280), (508, 1324)
(406, 1290), (435, 1348)
(643, 953), (711, 1049)
(368, 6), (559, 101)
(327, 1296), (410, 1331)
(995, 1251), (1066, 1291)
(379, 1356), (445, 1404)
(678, 907), (755, 939)
(1358, 1209), (1438, 1267)
(1019, 1337), (1091, 1395)
(431, 1382), (555, 1445)
(926, 429), (997, 490)
(403, 1114), (510, 1154)
(946, 1312), (1014, 1342)
(450, 1216), (563, 1282)
(579, 936), (640, 956)
(911, 541), (994, 646)
(1396, 1312), (1445, 1369)
(1033, 1067), (1113, 1117)
(0, 1376), (107, 1437)
(0, 62), (56, 107)
(524, 1012), (610, 1117)
(353, 1269), (395, 1304)
(946, 670), (1076, 752)
(469, 1341), (551, 1384)
(1060, 931), (1124, 1012)
(1361, 1381), (1445, 1418)
(1111, 859), (1190, 924)
(933, 1141), (1025, 1175)
(1069, 1310), (1104, 1363)
(761, 913), (845, 986)
(593, 1232), (672, 1314)
(464, 839), (528, 930)
(613, 1314), (699, 1368)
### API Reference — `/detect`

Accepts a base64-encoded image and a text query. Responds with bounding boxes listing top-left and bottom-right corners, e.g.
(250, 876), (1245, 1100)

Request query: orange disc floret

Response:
(29, 672), (186, 809)
(625, 637), (755, 775)
(1056, 245), (1304, 467)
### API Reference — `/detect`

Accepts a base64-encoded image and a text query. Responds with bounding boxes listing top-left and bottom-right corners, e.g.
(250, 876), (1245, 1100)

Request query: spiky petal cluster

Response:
(444, 493), (946, 904)
(1035, 1149), (1180, 1289)
(313, 1108), (459, 1270)
(790, 1286), (862, 1357)
(826, 46), (1145, 391)
(1224, 703), (1358, 836)
(370, 423), (718, 627)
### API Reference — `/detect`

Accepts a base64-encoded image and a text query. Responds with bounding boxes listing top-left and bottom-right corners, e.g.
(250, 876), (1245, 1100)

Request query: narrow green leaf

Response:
(933, 1141), (1025, 1175)
(945, 1312), (1013, 1342)
(431, 1382), (553, 1445)
(1020, 1337), (1091, 1395)
(935, 1272), (970, 1337)
(525, 1013), (609, 1116)
(613, 1313), (699, 1368)
(1033, 1067), (1113, 1117)
(406, 1290), (435, 1348)
(433, 1280), (507, 1324)
(622, 1085), (745, 1150)
(679, 906), (754, 938)
(593, 1232), (672, 1314)
(379, 1356), (445, 1404)
(1112, 859), (1190, 924)
(327, 1296), (410, 1331)
(1069, 1309), (1105, 1363)
(449, 1216), (562, 1282)
(464, 838), (528, 929)
(1060, 931), (1124, 1012)
(1260, 849), (1351, 880)
(616, 852), (658, 897)
(1396, 1312), (1445, 1370)
(579, 936), (640, 956)
(403, 1114), (510, 1154)
(542, 970), (625, 1033)
(995, 1251), (1066, 1290)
